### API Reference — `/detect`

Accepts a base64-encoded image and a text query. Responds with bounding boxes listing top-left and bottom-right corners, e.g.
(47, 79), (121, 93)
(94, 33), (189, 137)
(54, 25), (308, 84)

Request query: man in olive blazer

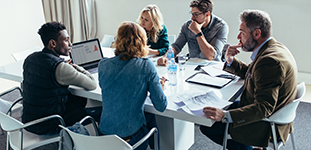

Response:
(200, 10), (298, 150)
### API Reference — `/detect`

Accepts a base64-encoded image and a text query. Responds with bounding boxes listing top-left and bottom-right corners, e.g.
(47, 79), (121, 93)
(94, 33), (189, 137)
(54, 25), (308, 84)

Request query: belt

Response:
(121, 126), (145, 142)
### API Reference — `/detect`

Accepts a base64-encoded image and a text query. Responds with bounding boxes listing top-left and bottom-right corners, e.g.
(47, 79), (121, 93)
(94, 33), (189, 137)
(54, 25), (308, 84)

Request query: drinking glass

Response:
(178, 54), (187, 71)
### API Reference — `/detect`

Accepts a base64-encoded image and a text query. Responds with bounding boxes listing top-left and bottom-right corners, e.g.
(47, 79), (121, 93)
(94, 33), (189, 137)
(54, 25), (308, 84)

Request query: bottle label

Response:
(168, 64), (177, 72)
(167, 52), (174, 59)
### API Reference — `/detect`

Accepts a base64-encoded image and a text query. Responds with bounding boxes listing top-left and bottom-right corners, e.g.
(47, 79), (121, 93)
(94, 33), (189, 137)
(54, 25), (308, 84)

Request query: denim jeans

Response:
(127, 125), (149, 150)
(144, 112), (161, 150)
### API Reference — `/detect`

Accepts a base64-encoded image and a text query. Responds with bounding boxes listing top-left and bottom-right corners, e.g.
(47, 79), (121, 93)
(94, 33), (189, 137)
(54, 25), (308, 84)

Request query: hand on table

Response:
(157, 57), (168, 66)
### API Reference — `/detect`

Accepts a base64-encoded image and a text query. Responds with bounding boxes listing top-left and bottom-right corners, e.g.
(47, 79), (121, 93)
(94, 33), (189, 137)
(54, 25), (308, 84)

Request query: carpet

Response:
(1, 101), (310, 150)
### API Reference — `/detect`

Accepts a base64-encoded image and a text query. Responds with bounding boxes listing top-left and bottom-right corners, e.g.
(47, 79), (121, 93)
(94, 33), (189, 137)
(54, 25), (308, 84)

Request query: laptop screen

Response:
(70, 38), (103, 66)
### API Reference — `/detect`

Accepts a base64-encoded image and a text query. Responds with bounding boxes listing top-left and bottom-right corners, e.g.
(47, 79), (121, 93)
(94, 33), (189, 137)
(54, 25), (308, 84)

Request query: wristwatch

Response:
(222, 111), (228, 123)
(195, 32), (203, 37)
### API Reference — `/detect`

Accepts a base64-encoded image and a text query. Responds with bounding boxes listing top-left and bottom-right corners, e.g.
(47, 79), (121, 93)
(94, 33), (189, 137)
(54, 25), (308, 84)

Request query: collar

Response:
(250, 37), (272, 61)
(205, 14), (214, 30)
(42, 47), (60, 57)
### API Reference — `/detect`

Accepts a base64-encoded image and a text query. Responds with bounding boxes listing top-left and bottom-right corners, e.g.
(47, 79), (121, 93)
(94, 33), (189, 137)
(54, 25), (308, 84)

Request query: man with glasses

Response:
(157, 0), (228, 66)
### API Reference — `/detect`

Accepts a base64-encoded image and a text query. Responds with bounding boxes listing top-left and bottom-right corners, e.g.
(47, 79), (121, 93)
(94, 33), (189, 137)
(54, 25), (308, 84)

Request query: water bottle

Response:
(167, 46), (177, 86)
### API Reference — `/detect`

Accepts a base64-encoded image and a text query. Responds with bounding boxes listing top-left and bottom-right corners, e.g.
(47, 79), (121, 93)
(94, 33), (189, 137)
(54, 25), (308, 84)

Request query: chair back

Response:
(100, 34), (115, 48)
(265, 82), (306, 124)
(0, 111), (23, 132)
(168, 35), (176, 45)
(59, 125), (133, 150)
(0, 98), (12, 114)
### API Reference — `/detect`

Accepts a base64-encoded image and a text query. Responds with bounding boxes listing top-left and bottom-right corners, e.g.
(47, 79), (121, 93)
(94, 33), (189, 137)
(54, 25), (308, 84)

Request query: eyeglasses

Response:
(189, 11), (204, 18)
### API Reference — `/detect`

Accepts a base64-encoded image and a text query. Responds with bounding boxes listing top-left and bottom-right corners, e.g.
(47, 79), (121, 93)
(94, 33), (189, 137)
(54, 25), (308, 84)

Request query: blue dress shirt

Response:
(172, 14), (229, 60)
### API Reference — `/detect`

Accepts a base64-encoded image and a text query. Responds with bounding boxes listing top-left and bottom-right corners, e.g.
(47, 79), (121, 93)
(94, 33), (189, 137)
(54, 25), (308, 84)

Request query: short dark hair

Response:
(190, 0), (213, 13)
(38, 21), (66, 47)
(240, 10), (272, 38)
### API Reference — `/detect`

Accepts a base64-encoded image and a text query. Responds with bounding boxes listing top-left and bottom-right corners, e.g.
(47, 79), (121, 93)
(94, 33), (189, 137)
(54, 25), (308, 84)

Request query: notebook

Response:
(70, 38), (103, 74)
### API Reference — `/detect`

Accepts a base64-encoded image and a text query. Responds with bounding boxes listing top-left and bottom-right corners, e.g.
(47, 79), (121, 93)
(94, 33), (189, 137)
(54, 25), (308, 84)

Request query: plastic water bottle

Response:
(167, 46), (177, 86)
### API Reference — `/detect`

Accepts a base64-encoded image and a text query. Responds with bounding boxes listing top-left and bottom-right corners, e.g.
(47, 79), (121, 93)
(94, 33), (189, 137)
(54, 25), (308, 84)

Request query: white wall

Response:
(0, 0), (310, 87)
(95, 0), (311, 84)
(0, 0), (45, 92)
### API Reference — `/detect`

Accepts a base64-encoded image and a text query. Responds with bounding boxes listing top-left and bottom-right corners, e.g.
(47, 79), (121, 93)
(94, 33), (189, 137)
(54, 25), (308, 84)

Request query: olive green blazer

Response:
(224, 38), (298, 147)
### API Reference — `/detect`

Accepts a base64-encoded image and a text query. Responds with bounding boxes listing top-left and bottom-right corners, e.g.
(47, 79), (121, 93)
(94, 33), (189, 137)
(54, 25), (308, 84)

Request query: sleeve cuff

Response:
(225, 111), (233, 123)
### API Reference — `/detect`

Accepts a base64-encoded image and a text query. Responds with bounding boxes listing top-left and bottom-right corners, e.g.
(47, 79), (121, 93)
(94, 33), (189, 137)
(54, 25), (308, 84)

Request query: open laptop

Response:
(70, 38), (103, 74)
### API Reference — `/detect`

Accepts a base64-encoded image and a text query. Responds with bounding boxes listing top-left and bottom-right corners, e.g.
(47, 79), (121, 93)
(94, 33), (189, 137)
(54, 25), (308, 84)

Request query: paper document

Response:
(187, 73), (231, 87)
(170, 89), (232, 111)
(201, 65), (228, 77)
(185, 58), (211, 65)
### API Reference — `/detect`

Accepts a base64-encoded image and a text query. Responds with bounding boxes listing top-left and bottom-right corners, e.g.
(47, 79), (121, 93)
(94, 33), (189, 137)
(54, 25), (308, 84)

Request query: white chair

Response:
(11, 45), (42, 61)
(168, 35), (176, 45)
(0, 111), (65, 150)
(59, 116), (159, 150)
(100, 34), (115, 48)
(223, 82), (306, 150)
(0, 87), (23, 134)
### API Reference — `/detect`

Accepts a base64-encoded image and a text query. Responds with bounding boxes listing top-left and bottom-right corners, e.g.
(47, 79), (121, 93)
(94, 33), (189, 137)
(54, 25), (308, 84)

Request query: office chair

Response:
(222, 82), (306, 150)
(59, 116), (159, 150)
(0, 110), (65, 150)
(100, 34), (115, 48)
(0, 87), (23, 134)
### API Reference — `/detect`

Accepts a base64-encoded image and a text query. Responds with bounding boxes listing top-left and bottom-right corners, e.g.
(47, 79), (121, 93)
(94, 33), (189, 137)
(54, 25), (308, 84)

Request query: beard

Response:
(241, 35), (258, 52)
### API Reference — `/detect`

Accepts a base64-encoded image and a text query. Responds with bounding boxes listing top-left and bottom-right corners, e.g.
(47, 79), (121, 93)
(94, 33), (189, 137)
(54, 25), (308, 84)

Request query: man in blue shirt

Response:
(157, 0), (228, 66)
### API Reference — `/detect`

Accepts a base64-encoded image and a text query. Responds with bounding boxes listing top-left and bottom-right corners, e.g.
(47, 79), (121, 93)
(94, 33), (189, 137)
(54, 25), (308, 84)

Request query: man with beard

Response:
(157, 0), (228, 66)
(199, 10), (298, 150)
(22, 21), (97, 135)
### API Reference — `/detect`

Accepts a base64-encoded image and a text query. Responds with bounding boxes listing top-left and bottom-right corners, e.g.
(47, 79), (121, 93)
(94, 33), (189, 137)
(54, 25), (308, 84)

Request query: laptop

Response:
(70, 38), (103, 74)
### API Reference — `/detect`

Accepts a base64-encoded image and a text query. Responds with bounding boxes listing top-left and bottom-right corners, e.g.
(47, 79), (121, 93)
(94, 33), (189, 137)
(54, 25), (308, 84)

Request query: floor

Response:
(0, 82), (310, 150)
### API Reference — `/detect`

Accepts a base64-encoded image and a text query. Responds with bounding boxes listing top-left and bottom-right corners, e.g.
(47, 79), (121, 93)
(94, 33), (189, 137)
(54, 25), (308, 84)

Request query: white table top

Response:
(0, 58), (243, 126)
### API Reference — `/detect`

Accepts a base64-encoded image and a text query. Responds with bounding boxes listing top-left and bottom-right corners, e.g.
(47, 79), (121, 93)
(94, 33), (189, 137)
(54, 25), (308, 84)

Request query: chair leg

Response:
(0, 127), (3, 135)
(6, 133), (10, 150)
(222, 122), (229, 150)
(154, 129), (158, 150)
(290, 132), (296, 150)
(19, 130), (23, 150)
(270, 122), (278, 150)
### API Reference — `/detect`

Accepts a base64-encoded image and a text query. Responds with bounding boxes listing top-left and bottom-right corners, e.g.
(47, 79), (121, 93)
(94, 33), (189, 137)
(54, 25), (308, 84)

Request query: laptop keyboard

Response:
(84, 64), (98, 70)
(83, 63), (98, 73)
(87, 67), (98, 74)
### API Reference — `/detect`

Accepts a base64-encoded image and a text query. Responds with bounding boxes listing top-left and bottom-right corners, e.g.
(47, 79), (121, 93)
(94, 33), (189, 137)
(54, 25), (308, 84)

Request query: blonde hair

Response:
(138, 4), (164, 43)
(114, 21), (148, 61)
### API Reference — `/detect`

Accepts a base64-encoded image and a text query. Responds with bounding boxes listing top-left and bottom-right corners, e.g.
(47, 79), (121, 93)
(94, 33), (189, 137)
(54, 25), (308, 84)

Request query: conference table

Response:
(0, 56), (244, 150)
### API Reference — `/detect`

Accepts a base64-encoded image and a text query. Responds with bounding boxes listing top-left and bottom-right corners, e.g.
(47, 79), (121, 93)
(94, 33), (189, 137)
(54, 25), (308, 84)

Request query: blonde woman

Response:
(98, 21), (167, 150)
(138, 4), (169, 56)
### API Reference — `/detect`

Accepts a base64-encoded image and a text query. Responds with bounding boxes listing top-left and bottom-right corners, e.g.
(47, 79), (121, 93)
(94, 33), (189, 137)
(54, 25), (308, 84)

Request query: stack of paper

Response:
(200, 65), (228, 77)
(170, 88), (232, 111)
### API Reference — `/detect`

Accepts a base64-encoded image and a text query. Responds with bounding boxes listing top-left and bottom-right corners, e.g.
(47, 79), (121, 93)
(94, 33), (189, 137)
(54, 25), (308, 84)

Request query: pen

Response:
(160, 77), (169, 81)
